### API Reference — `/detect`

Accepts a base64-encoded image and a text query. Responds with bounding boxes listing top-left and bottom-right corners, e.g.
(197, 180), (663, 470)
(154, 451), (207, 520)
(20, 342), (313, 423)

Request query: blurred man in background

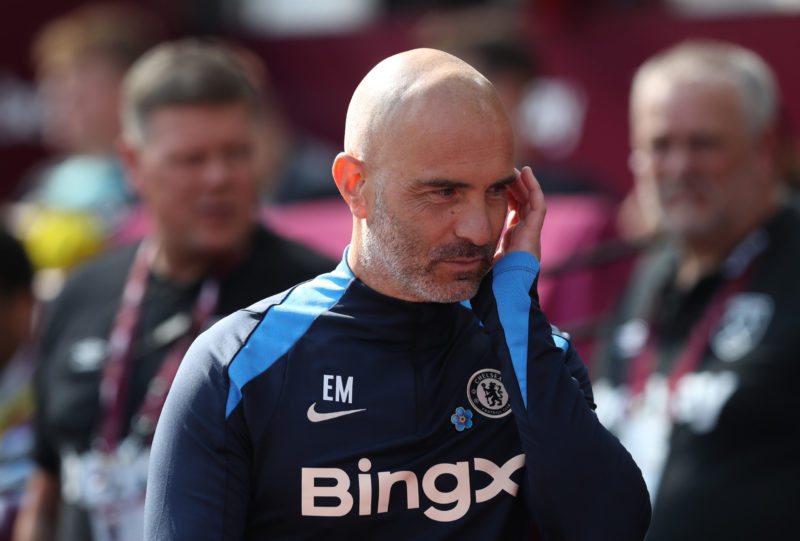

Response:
(0, 229), (36, 541)
(593, 40), (800, 540)
(12, 39), (333, 541)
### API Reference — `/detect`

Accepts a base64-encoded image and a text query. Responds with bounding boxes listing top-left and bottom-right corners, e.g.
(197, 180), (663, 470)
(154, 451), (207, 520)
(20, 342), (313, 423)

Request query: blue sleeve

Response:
(471, 251), (650, 541)
(144, 313), (256, 541)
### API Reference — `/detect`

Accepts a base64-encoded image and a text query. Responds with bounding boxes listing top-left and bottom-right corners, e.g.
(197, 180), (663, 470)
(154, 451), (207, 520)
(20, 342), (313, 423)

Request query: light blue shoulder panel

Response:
(225, 257), (354, 417)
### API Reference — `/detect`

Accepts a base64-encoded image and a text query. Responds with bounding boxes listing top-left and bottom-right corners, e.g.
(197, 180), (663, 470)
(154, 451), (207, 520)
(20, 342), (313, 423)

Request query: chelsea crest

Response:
(467, 369), (511, 418)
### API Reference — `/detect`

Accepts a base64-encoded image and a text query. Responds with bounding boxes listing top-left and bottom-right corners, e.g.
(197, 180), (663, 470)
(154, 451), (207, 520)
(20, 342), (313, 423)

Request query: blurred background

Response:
(1, 4), (797, 538)
(0, 0), (798, 354)
(1, 0), (798, 203)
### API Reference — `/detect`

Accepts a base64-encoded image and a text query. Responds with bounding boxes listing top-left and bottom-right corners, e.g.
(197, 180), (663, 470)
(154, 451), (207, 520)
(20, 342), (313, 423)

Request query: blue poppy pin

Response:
(451, 407), (473, 431)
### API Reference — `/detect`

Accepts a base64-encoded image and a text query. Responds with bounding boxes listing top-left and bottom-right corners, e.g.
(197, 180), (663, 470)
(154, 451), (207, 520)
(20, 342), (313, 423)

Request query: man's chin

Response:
(402, 263), (489, 303)
(432, 278), (482, 304)
(665, 215), (717, 240)
(451, 267), (491, 298)
(183, 228), (253, 265)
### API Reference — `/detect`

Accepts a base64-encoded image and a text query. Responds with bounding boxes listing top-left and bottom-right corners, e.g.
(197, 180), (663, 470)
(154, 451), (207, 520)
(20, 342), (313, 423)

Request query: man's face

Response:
(126, 103), (259, 257)
(359, 104), (515, 303)
(630, 79), (767, 243)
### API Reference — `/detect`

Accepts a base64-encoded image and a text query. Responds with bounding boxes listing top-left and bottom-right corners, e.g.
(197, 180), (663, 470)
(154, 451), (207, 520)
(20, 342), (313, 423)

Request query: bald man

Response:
(145, 49), (650, 540)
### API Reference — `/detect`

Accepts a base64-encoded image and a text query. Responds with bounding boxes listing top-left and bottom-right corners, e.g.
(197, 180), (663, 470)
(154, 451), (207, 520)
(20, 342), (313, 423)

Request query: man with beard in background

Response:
(593, 40), (800, 540)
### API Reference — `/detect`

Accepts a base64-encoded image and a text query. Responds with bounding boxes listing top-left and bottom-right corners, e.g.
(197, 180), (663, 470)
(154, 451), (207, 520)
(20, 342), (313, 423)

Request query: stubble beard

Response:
(360, 193), (494, 303)
(658, 174), (725, 242)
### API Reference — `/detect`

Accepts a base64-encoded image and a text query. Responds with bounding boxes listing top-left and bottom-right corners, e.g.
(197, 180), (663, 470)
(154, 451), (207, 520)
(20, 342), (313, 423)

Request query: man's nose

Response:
(660, 146), (693, 178)
(453, 203), (493, 246)
(201, 156), (230, 187)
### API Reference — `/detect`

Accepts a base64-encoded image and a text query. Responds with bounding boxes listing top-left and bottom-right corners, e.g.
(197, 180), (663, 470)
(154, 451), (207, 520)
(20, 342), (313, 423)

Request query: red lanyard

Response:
(97, 239), (219, 451)
(626, 226), (770, 397)
(627, 268), (752, 398)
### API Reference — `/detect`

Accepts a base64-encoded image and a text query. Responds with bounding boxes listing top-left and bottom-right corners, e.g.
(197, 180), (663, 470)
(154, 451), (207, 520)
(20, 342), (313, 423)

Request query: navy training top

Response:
(145, 250), (650, 540)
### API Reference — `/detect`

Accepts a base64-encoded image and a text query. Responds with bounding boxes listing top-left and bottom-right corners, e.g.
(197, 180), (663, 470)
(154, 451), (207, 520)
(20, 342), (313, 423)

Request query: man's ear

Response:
(332, 152), (367, 219)
(116, 137), (146, 198)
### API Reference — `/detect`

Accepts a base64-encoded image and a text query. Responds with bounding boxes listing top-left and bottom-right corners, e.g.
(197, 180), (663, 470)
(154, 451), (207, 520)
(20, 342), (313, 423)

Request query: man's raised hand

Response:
(493, 166), (546, 264)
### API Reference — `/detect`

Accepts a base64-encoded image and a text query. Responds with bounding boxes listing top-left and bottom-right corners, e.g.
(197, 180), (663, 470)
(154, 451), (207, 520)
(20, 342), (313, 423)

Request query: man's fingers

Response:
(517, 166), (543, 212)
(517, 167), (546, 229)
(508, 168), (529, 211)
(497, 166), (545, 262)
(526, 167), (545, 212)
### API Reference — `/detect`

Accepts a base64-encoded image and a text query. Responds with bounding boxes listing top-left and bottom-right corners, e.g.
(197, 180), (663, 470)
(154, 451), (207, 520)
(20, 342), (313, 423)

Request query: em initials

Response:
(323, 375), (353, 403)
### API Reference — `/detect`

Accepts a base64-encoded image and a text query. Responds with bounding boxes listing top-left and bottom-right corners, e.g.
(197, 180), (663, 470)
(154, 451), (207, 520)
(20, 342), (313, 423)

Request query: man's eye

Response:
(690, 136), (722, 153)
(432, 188), (456, 197)
(225, 145), (253, 162)
(172, 153), (204, 167)
(488, 184), (510, 196)
(650, 137), (670, 156)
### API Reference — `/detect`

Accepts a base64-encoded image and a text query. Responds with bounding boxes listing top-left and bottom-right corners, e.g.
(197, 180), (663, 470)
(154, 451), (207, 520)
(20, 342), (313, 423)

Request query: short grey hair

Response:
(631, 39), (779, 137)
(121, 38), (262, 144)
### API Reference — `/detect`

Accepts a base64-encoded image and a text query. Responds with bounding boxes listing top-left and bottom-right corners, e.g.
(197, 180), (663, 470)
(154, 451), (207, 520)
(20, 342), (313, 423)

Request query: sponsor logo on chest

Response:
(299, 368), (521, 521)
(301, 454), (525, 522)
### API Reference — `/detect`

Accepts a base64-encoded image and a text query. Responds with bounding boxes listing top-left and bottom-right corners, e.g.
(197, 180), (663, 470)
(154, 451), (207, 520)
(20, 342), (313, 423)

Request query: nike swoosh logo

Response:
(307, 402), (366, 423)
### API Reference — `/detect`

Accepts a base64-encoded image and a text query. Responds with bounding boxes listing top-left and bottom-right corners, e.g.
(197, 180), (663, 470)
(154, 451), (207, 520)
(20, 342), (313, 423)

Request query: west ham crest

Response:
(711, 293), (774, 362)
(467, 369), (511, 418)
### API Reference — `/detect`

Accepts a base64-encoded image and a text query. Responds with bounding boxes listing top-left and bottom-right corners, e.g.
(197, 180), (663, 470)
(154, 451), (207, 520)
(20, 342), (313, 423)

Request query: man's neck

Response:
(675, 249), (724, 290)
(151, 247), (211, 284)
(150, 238), (249, 284)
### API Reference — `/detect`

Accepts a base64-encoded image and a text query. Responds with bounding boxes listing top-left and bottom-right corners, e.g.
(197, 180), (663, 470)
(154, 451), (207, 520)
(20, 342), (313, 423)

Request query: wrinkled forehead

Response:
(631, 75), (747, 138)
(632, 67), (744, 121)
